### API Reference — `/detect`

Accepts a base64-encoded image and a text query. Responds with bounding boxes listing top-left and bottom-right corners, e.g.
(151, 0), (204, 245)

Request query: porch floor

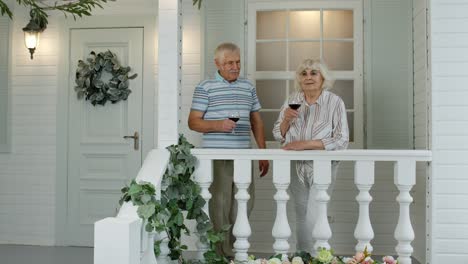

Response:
(0, 245), (93, 264)
(0, 245), (421, 264)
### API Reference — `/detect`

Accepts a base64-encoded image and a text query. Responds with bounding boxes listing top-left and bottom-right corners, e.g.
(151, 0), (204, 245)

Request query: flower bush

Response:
(230, 248), (398, 264)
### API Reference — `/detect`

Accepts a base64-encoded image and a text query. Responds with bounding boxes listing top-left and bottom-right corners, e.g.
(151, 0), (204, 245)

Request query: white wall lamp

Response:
(22, 12), (46, 60)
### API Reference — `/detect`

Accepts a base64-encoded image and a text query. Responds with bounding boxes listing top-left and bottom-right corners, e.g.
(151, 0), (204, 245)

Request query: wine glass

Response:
(228, 111), (240, 134)
(288, 97), (302, 110)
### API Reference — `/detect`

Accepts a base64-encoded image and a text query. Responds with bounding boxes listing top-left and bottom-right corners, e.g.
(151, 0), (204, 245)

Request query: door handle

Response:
(123, 131), (139, 150)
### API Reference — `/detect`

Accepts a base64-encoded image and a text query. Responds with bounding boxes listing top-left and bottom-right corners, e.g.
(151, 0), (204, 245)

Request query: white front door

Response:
(66, 28), (144, 246)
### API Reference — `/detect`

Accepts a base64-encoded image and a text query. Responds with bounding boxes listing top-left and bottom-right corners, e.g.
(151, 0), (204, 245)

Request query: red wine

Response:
(289, 104), (301, 110)
(229, 117), (239, 122)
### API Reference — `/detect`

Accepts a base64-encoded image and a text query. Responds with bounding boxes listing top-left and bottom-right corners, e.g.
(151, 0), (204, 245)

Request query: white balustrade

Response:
(354, 161), (375, 253)
(312, 160), (332, 253)
(272, 160), (292, 255)
(233, 159), (253, 262)
(96, 149), (430, 264)
(193, 158), (213, 261)
(394, 160), (416, 264)
(191, 149), (430, 262)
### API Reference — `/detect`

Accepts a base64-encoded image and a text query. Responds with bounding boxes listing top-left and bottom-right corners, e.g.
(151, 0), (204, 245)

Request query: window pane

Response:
(260, 111), (280, 141)
(289, 10), (321, 39)
(256, 42), (286, 71)
(323, 41), (353, 70)
(347, 112), (354, 142)
(288, 42), (320, 71)
(329, 80), (354, 109)
(323, 10), (354, 39)
(288, 80), (297, 94)
(257, 11), (287, 39)
(256, 80), (287, 109)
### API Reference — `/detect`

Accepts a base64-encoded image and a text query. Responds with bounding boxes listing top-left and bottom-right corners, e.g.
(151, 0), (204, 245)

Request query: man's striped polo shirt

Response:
(191, 71), (261, 149)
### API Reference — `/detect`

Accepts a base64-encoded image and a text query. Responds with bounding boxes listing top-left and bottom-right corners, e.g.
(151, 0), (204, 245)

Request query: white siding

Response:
(0, 0), (157, 245)
(430, 0), (468, 263)
(413, 0), (429, 263)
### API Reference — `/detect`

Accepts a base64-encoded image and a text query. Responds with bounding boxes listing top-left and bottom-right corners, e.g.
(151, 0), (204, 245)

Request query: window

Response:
(0, 16), (11, 152)
(247, 1), (363, 147)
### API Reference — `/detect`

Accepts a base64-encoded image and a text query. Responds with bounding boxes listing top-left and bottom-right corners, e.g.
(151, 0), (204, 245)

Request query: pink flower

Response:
(362, 256), (374, 264)
(345, 259), (359, 264)
(382, 256), (397, 264)
(354, 252), (365, 262)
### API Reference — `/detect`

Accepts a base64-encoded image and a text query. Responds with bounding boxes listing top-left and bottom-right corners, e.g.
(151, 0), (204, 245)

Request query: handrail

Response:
(191, 149), (432, 161)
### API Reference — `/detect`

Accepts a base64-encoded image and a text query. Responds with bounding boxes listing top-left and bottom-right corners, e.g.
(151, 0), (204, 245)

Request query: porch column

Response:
(158, 0), (182, 148)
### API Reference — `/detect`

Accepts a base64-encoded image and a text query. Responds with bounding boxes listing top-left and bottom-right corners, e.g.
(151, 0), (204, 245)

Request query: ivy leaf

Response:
(145, 222), (153, 232)
(154, 240), (162, 257)
(128, 184), (143, 196)
(140, 194), (152, 204)
(175, 211), (184, 226)
(137, 204), (155, 219)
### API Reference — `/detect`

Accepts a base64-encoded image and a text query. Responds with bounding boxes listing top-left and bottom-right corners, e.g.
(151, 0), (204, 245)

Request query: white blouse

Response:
(272, 90), (349, 184)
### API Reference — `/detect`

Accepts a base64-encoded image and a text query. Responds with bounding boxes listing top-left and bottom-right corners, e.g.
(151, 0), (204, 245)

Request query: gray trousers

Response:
(209, 160), (255, 257)
(290, 161), (338, 253)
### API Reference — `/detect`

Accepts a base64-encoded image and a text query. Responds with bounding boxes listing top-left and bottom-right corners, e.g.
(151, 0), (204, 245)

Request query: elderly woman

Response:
(272, 59), (349, 252)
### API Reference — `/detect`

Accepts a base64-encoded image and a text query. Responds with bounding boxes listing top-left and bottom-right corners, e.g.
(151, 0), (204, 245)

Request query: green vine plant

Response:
(120, 134), (230, 264)
(0, 0), (115, 28)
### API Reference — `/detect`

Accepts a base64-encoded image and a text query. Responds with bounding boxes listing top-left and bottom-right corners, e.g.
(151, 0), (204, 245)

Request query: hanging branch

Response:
(0, 0), (115, 27)
(192, 0), (202, 10)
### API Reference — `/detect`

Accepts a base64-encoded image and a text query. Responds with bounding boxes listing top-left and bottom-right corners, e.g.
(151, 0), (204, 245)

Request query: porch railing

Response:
(190, 149), (431, 264)
(93, 148), (431, 264)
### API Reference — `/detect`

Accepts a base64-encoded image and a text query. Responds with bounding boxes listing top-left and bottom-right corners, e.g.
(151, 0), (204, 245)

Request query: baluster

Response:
(233, 159), (252, 262)
(140, 230), (157, 264)
(394, 160), (416, 264)
(272, 160), (292, 255)
(193, 159), (213, 261)
(354, 161), (375, 253)
(312, 160), (332, 252)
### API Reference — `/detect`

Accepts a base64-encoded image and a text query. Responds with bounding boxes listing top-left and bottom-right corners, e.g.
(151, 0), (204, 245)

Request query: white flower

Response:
(254, 259), (265, 264)
(342, 257), (353, 263)
(268, 258), (282, 264)
(291, 256), (304, 264)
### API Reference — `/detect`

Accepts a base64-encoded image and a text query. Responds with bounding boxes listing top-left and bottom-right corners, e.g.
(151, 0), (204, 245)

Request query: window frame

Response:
(247, 0), (364, 148)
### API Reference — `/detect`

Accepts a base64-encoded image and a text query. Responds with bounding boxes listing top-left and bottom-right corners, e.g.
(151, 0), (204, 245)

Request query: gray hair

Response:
(294, 59), (334, 91)
(214, 42), (240, 63)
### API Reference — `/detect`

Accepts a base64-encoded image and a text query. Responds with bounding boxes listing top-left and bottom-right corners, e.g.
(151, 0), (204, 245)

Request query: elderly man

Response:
(188, 42), (269, 257)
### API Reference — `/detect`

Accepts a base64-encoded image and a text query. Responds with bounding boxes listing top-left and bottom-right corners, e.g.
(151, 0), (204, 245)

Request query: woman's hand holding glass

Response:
(284, 98), (301, 123)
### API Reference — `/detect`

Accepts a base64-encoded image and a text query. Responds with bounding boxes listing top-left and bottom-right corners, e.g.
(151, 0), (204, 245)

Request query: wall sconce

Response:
(22, 13), (46, 60)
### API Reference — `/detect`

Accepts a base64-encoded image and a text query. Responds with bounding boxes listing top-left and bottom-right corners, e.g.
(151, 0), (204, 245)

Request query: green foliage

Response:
(192, 0), (203, 10)
(120, 134), (229, 263)
(75, 50), (137, 106)
(0, 0), (115, 27)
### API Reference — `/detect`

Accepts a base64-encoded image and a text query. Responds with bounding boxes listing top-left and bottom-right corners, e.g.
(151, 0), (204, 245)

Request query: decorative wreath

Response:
(74, 50), (138, 106)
